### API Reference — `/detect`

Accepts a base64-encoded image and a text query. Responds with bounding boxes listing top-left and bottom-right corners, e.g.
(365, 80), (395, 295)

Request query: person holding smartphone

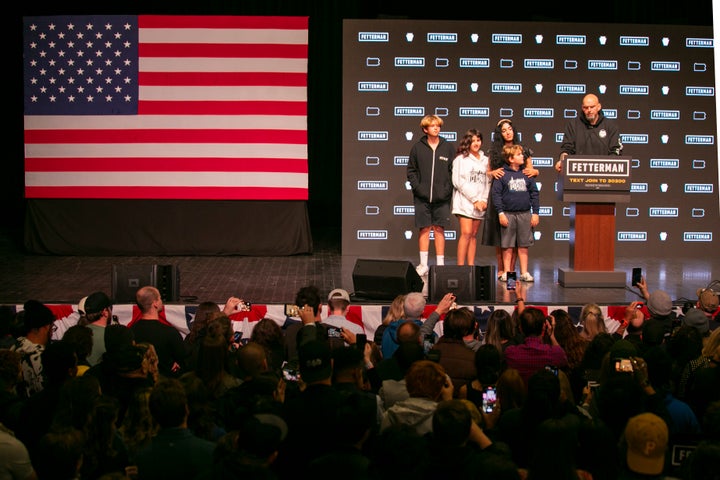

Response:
(323, 288), (365, 349)
(504, 308), (568, 386)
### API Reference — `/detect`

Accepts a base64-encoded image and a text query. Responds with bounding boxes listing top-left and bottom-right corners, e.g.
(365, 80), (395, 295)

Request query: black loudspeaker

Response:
(112, 264), (180, 303)
(352, 259), (423, 301)
(429, 265), (496, 303)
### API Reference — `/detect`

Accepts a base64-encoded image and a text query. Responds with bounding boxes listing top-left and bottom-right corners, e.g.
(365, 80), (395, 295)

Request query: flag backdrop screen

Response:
(23, 15), (308, 200)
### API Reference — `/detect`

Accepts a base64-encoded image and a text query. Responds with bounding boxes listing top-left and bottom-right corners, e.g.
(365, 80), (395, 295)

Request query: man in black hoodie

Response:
(554, 93), (623, 172)
(407, 114), (456, 276)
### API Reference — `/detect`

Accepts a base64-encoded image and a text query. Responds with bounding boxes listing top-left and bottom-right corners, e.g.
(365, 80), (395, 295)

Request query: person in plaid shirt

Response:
(504, 307), (568, 386)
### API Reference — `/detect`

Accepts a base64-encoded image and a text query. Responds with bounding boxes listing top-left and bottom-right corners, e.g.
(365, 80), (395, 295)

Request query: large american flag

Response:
(23, 15), (308, 200)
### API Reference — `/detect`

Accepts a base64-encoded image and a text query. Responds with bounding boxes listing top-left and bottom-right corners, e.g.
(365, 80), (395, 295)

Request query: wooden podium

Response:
(557, 156), (632, 288)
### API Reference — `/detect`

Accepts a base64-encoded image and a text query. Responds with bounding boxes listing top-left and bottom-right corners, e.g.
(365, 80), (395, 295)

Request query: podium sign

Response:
(561, 155), (631, 202)
(558, 156), (632, 288)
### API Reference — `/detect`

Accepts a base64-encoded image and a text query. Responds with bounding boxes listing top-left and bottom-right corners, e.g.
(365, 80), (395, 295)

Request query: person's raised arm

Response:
(636, 277), (650, 302)
(420, 293), (456, 337)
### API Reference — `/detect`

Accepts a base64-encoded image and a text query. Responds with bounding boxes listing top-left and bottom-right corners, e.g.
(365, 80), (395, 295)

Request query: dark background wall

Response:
(7, 1), (713, 243)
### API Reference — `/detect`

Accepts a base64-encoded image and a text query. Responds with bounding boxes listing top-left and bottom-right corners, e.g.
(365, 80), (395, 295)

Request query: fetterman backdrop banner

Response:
(342, 20), (718, 259)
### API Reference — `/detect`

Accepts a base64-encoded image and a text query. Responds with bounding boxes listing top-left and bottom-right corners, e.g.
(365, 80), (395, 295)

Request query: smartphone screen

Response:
(482, 385), (497, 413)
(507, 271), (517, 291)
(615, 358), (634, 373)
(423, 334), (435, 355)
(632, 267), (642, 287)
(327, 326), (343, 338)
(281, 361), (299, 382)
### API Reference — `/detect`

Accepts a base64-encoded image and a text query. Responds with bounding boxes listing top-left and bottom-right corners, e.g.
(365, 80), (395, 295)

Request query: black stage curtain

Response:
(24, 199), (313, 256)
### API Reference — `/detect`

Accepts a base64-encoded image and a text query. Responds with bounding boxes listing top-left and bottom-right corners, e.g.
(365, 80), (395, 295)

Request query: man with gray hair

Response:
(380, 292), (455, 359)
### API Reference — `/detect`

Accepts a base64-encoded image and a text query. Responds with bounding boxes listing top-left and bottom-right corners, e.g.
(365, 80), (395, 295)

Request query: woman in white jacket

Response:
(451, 129), (490, 266)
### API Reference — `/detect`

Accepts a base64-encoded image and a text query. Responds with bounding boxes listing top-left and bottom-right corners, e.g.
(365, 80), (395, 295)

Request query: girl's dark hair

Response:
(456, 128), (483, 157)
(474, 344), (502, 386)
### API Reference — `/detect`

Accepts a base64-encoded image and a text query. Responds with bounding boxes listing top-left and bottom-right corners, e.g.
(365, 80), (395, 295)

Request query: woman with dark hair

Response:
(483, 309), (519, 357)
(550, 309), (590, 402)
(458, 343), (502, 411)
(187, 322), (241, 401)
(249, 317), (286, 375)
(451, 128), (490, 266)
(551, 310), (587, 371)
(481, 119), (538, 279)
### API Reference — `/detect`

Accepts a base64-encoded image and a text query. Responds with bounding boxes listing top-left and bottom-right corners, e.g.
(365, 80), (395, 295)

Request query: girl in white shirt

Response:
(451, 129), (490, 266)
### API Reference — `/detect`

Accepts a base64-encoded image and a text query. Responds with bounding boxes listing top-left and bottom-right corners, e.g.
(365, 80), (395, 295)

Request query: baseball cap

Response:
(647, 290), (673, 317)
(624, 412), (668, 475)
(681, 308), (709, 335)
(328, 288), (350, 303)
(697, 288), (719, 314)
(77, 296), (88, 316)
(84, 291), (112, 315)
(298, 340), (332, 384)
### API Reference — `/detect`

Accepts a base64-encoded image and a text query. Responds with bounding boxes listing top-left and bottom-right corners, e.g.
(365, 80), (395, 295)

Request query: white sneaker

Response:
(415, 264), (429, 276)
(499, 272), (507, 282)
(520, 272), (534, 282)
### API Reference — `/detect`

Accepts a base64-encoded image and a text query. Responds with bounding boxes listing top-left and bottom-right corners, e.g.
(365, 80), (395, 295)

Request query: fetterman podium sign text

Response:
(561, 155), (632, 203)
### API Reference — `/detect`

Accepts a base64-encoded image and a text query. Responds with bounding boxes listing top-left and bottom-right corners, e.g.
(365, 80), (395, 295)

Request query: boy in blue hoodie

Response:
(491, 144), (540, 283)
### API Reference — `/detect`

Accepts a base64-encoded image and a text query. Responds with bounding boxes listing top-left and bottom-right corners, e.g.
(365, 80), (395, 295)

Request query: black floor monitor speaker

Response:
(112, 264), (180, 303)
(429, 265), (496, 303)
(352, 259), (423, 301)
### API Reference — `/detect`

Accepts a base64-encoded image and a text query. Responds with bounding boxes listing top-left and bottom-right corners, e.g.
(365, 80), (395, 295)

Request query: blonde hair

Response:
(382, 294), (406, 326)
(502, 144), (523, 162)
(580, 303), (607, 340)
(701, 327), (720, 357)
(420, 114), (443, 128)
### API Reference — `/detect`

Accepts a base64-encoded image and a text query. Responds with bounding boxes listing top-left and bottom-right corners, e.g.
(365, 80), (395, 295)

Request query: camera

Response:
(482, 385), (497, 413)
(545, 365), (559, 376)
(327, 326), (343, 338)
(614, 358), (634, 373)
(230, 331), (243, 352)
(423, 333), (435, 355)
(281, 361), (299, 382)
(237, 300), (252, 312)
(506, 271), (517, 291)
(284, 304), (300, 317)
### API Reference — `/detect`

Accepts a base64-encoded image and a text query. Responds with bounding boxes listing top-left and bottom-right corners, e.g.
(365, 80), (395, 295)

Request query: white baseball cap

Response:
(328, 288), (350, 302)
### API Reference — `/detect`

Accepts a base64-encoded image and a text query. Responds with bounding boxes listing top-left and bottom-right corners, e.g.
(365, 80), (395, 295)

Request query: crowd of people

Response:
(1, 278), (719, 480)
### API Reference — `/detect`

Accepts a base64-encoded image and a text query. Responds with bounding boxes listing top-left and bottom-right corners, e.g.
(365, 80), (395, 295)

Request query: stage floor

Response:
(0, 227), (715, 308)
